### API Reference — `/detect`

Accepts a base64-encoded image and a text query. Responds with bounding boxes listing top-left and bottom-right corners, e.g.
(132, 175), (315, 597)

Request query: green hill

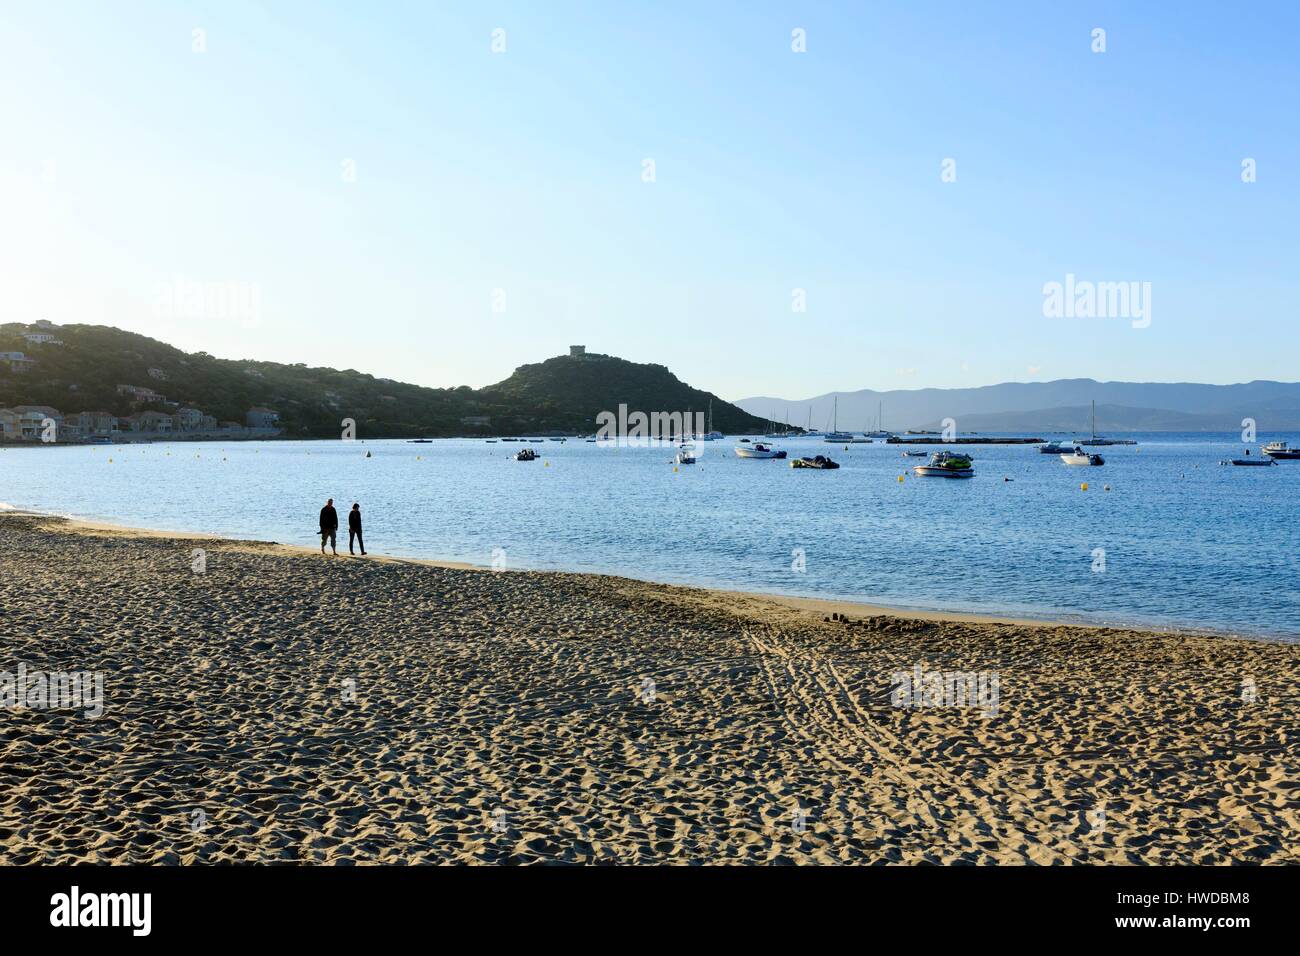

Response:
(480, 350), (767, 434)
(0, 324), (772, 438)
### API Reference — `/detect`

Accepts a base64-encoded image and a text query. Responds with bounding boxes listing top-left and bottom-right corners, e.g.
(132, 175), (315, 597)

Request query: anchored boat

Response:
(824, 397), (853, 443)
(1263, 441), (1300, 460)
(1060, 446), (1105, 466)
(912, 451), (974, 478)
(735, 442), (787, 459)
(791, 455), (840, 469)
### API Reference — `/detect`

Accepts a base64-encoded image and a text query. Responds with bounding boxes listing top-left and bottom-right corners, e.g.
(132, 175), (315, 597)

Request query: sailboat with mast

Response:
(824, 396), (853, 443)
(1076, 400), (1115, 447)
(700, 399), (723, 440)
(865, 400), (892, 438)
(802, 406), (824, 438)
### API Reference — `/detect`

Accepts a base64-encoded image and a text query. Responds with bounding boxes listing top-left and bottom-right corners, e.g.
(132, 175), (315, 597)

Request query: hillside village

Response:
(0, 321), (281, 442)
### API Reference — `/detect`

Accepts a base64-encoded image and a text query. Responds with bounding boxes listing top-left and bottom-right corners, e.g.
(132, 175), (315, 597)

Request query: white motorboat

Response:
(735, 442), (787, 459)
(1060, 446), (1104, 466)
(912, 451), (974, 478)
(1263, 441), (1300, 460)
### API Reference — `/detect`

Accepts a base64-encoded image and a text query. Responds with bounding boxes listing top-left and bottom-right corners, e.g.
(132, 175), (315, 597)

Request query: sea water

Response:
(2, 433), (1297, 639)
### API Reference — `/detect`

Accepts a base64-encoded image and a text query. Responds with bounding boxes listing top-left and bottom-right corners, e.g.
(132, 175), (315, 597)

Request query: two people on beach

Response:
(319, 499), (366, 556)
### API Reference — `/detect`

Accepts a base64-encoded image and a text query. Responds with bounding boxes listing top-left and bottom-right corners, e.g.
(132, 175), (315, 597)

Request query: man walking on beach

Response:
(348, 502), (366, 556)
(319, 498), (338, 555)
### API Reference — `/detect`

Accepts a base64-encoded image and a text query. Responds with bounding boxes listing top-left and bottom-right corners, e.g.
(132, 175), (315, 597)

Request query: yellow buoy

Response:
(673, 466), (679, 473)
(898, 474), (904, 482)
(1081, 482), (1088, 491)
(544, 461), (550, 467)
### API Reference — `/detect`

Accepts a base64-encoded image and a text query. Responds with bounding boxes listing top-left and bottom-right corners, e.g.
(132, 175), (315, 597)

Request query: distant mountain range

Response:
(0, 324), (768, 438)
(737, 380), (1300, 433)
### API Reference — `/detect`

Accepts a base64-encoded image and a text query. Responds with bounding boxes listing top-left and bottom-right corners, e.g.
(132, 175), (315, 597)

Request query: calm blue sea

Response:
(3, 433), (1298, 639)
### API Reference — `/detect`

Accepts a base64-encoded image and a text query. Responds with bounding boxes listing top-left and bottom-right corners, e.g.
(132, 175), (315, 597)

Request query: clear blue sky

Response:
(1, 1), (1296, 399)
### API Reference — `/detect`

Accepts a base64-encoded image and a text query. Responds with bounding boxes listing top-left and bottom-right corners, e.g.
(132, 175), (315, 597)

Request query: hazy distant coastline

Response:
(739, 380), (1300, 433)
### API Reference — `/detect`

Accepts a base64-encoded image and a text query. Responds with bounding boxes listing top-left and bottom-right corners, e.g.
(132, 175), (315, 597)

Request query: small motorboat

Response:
(1263, 441), (1300, 460)
(515, 448), (537, 461)
(912, 451), (974, 478)
(485, 439), (498, 443)
(735, 442), (787, 459)
(1228, 457), (1276, 467)
(1039, 441), (1072, 454)
(902, 450), (928, 457)
(407, 439), (433, 444)
(791, 455), (840, 469)
(1060, 446), (1104, 466)
(675, 448), (697, 464)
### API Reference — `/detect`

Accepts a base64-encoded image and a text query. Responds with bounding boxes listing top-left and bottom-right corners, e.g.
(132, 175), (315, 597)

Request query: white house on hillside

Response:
(0, 351), (34, 373)
(246, 407), (279, 428)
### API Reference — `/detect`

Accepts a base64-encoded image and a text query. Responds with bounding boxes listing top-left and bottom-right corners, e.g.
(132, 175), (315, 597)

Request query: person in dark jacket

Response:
(348, 503), (366, 556)
(319, 498), (338, 555)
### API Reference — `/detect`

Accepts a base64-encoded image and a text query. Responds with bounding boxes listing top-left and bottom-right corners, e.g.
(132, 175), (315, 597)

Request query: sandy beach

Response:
(1, 511), (1296, 864)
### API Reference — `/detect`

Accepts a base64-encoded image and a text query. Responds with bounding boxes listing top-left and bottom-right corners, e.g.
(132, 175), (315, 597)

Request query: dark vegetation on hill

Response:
(0, 325), (771, 437)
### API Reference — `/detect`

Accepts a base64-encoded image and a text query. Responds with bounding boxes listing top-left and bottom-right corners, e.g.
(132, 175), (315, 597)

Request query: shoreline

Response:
(1, 505), (1259, 641)
(2, 509), (1297, 864)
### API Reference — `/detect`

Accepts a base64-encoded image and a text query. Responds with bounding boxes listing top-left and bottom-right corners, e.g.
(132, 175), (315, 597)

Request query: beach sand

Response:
(1, 511), (1296, 864)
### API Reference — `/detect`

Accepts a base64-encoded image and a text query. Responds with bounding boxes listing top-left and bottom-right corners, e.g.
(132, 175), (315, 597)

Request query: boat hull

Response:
(912, 466), (973, 478)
